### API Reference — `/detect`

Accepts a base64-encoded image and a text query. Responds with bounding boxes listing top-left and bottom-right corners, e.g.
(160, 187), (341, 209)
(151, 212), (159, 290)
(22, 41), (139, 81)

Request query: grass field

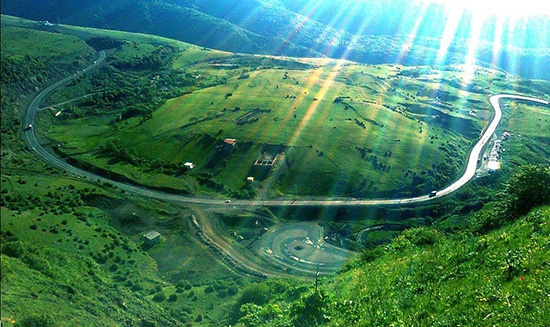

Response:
(0, 168), (264, 326)
(2, 14), (550, 327)
(5, 13), (545, 200)
(43, 47), (517, 199)
(497, 101), (550, 171)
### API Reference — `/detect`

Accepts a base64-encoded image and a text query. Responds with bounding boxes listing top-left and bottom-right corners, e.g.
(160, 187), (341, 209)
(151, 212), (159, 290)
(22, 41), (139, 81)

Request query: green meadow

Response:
(1, 14), (550, 327)
(41, 38), (519, 199)
(5, 13), (544, 200)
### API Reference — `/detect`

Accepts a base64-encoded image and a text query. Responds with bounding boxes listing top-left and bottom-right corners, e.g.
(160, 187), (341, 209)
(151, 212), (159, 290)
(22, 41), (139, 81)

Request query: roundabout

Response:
(254, 222), (353, 275)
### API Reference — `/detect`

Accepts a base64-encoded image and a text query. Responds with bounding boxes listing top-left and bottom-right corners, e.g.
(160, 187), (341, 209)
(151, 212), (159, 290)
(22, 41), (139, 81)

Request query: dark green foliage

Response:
(1, 56), (49, 85)
(505, 165), (550, 216)
(470, 165), (550, 234)
(15, 313), (54, 327)
(84, 37), (125, 51)
(291, 290), (333, 326)
(360, 246), (385, 263)
(390, 227), (442, 251)
(1, 241), (28, 258)
(3, 0), (550, 79)
(152, 292), (166, 302)
(232, 283), (271, 323)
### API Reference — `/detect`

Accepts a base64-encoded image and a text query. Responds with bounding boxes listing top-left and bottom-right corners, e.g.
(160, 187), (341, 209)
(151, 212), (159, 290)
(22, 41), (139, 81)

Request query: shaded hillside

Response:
(2, 0), (550, 80)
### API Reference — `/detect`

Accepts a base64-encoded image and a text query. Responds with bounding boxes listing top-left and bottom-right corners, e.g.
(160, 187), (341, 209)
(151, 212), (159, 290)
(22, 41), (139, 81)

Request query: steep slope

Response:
(235, 205), (550, 326)
(232, 166), (550, 326)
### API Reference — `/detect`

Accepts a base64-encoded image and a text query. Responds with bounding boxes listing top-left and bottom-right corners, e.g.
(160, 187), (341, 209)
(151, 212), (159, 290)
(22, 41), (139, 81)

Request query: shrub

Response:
(236, 284), (269, 307)
(227, 286), (238, 296)
(391, 227), (441, 250)
(504, 165), (550, 216)
(2, 241), (27, 258)
(361, 247), (385, 263)
(15, 313), (54, 327)
(153, 292), (166, 302)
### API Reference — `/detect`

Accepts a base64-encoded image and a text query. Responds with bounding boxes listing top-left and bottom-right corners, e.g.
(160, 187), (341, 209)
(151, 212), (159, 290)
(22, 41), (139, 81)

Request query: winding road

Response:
(21, 50), (549, 278)
(23, 51), (550, 208)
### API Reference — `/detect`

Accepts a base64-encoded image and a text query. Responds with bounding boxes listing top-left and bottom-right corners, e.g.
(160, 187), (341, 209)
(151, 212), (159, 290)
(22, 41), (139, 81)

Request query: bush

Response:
(361, 247), (385, 262)
(153, 292), (166, 302)
(227, 286), (238, 296)
(1, 241), (27, 258)
(505, 165), (550, 216)
(470, 165), (550, 234)
(391, 227), (441, 250)
(15, 313), (54, 327)
(236, 284), (269, 307)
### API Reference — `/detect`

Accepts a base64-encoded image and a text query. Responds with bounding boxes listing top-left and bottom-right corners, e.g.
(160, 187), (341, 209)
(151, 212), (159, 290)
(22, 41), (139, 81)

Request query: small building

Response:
(224, 138), (237, 146)
(247, 176), (255, 182)
(143, 231), (161, 245)
(184, 162), (195, 170)
(488, 160), (501, 172)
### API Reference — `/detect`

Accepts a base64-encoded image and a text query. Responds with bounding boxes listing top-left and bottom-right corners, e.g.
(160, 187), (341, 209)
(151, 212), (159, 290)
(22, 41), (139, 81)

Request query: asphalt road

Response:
(24, 51), (550, 207)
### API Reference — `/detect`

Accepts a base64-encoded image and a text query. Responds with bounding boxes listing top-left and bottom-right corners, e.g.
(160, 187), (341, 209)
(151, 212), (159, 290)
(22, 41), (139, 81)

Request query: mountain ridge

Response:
(2, 0), (549, 80)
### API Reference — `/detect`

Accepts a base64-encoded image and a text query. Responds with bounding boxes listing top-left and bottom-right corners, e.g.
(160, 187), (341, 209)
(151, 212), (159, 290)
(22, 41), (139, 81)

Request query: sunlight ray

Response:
(394, 3), (430, 64)
(460, 13), (486, 85)
(435, 9), (465, 65)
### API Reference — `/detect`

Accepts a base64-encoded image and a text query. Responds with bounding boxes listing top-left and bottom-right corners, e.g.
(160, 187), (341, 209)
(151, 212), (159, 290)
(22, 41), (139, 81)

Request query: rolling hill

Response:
(3, 14), (549, 201)
(2, 0), (549, 80)
(1, 13), (550, 327)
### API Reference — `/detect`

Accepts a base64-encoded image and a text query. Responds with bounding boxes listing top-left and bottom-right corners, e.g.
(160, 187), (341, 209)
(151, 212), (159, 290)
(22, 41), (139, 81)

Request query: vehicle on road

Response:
(225, 200), (231, 203)
(26, 123), (32, 130)
(429, 191), (437, 198)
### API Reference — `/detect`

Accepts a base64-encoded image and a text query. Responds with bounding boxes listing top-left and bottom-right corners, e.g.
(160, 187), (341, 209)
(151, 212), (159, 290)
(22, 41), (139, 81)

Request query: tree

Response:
(504, 165), (550, 216)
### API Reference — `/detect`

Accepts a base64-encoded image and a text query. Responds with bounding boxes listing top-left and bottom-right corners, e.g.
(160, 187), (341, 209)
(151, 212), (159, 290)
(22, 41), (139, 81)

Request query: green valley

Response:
(1, 9), (550, 327)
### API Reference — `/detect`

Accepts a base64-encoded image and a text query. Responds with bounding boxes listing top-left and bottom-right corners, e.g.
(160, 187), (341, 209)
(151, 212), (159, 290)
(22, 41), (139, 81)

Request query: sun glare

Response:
(428, 0), (550, 19)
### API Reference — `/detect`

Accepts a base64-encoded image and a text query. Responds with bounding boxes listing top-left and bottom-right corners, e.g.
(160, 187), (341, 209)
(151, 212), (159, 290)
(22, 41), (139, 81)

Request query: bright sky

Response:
(427, 0), (550, 19)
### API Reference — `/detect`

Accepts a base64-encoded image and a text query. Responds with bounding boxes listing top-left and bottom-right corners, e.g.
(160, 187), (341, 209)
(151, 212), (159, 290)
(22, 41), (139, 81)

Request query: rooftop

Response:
(143, 231), (161, 240)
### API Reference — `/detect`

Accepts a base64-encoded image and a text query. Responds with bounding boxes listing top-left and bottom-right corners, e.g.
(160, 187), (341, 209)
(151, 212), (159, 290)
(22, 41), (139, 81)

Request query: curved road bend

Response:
(24, 52), (550, 207)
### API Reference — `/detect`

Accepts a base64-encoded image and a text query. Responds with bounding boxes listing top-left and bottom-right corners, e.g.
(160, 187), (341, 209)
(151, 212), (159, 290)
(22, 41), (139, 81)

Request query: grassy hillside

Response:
(3, 15), (547, 200)
(39, 44), (549, 199)
(230, 165), (550, 326)
(234, 203), (550, 326)
(0, 17), (262, 327)
(1, 16), (550, 327)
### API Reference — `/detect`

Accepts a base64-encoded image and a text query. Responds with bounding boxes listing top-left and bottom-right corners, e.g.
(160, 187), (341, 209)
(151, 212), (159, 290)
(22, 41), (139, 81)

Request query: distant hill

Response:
(2, 0), (549, 79)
